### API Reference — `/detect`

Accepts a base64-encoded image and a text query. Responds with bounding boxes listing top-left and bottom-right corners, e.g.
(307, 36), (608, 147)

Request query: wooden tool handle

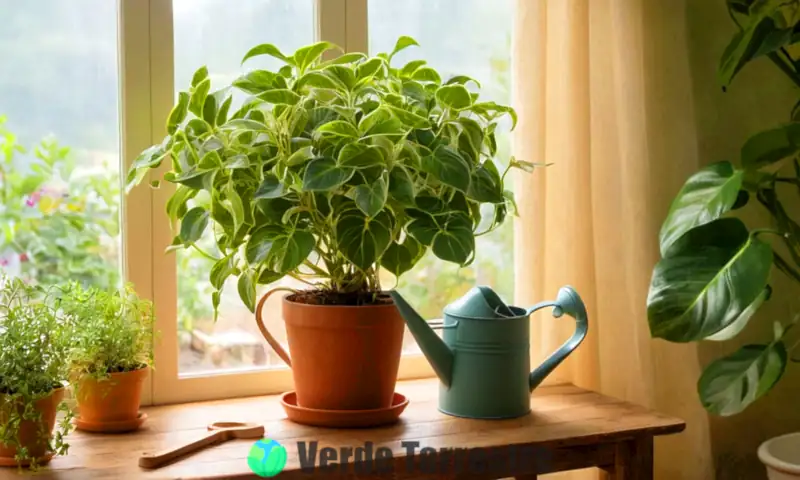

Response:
(139, 430), (229, 469)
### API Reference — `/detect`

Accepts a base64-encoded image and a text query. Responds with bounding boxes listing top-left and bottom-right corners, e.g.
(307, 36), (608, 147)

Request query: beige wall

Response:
(685, 1), (800, 478)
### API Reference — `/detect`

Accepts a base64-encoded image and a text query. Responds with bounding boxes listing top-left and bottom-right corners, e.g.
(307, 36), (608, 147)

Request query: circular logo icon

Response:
(247, 438), (287, 478)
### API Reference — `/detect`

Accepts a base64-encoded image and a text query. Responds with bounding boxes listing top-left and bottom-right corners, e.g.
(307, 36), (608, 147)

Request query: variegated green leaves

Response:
(125, 36), (524, 316)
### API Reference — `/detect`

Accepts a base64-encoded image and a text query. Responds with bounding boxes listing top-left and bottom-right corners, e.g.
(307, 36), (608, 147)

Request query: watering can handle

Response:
(526, 286), (588, 392)
(255, 287), (295, 367)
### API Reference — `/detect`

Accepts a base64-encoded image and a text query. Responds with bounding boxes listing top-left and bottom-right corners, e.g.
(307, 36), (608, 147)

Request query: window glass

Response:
(0, 0), (121, 290)
(369, 0), (516, 352)
(173, 0), (315, 375)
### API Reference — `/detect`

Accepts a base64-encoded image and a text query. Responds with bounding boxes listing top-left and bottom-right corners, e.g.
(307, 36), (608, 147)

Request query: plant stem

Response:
(774, 251), (800, 284)
(768, 52), (800, 89)
(751, 228), (784, 239)
(288, 273), (316, 287)
(191, 244), (219, 262)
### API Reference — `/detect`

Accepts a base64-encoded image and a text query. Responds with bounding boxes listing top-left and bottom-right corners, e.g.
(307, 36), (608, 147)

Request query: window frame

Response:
(120, 0), (435, 406)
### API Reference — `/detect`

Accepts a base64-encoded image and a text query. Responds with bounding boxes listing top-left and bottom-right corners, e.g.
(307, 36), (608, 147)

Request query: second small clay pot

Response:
(74, 366), (148, 432)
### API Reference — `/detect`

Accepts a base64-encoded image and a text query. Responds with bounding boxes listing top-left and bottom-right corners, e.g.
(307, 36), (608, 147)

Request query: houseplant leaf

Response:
(335, 210), (393, 270)
(381, 237), (422, 277)
(353, 173), (388, 217)
(302, 158), (355, 191)
(647, 217), (773, 342)
(422, 145), (471, 192)
(698, 342), (787, 416)
(179, 207), (209, 246)
(658, 161), (744, 256)
(741, 122), (800, 169)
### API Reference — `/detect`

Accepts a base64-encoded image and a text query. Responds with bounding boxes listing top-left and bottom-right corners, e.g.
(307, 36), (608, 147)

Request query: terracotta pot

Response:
(76, 366), (148, 425)
(0, 387), (65, 466)
(760, 432), (800, 479)
(256, 291), (405, 411)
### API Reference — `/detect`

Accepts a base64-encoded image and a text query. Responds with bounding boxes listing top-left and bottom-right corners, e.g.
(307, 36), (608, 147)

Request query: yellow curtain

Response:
(511, 0), (716, 477)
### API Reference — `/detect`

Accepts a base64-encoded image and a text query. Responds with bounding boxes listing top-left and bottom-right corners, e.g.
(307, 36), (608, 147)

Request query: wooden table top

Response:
(14, 379), (685, 479)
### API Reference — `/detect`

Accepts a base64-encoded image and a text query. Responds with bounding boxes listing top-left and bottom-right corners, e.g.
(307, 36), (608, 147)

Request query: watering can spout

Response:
(389, 291), (454, 387)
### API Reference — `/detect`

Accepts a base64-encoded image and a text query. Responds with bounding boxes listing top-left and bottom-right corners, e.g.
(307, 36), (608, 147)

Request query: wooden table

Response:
(13, 379), (684, 479)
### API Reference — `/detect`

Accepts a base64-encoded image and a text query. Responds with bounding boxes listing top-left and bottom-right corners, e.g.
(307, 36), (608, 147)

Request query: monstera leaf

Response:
(647, 218), (773, 342)
(659, 161), (744, 256)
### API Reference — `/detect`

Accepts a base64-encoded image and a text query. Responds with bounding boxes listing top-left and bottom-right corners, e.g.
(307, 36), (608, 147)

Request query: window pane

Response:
(173, 0), (315, 375)
(369, 0), (516, 352)
(0, 1), (121, 290)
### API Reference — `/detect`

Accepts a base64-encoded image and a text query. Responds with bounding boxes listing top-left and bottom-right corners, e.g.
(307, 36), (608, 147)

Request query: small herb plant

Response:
(61, 282), (155, 384)
(125, 36), (530, 314)
(0, 275), (72, 467)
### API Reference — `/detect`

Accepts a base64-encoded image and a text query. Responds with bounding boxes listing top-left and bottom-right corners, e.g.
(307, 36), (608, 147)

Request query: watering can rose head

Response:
(125, 36), (540, 312)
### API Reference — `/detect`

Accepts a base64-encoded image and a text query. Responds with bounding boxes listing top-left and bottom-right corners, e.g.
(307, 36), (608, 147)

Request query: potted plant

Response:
(646, 0), (800, 474)
(0, 275), (72, 468)
(125, 36), (529, 412)
(61, 282), (154, 433)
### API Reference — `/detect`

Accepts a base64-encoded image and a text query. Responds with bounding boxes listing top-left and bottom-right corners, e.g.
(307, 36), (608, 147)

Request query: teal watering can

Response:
(390, 286), (588, 419)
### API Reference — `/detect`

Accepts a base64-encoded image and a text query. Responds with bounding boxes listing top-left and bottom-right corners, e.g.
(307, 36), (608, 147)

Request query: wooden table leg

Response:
(612, 436), (653, 479)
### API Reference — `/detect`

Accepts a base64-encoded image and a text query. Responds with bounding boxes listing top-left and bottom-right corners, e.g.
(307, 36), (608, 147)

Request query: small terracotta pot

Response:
(76, 366), (148, 425)
(257, 291), (405, 411)
(0, 387), (65, 466)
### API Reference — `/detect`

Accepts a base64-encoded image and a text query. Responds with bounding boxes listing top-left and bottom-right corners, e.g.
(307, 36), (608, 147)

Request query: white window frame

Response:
(119, 0), (434, 406)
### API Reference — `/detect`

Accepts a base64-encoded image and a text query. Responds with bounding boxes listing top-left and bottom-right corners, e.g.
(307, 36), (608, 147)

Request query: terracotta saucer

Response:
(74, 411), (148, 433)
(280, 392), (409, 428)
(0, 451), (54, 467)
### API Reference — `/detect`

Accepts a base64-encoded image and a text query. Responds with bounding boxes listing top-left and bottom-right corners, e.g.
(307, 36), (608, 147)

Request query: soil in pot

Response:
(0, 387), (65, 467)
(260, 291), (405, 412)
(75, 366), (148, 429)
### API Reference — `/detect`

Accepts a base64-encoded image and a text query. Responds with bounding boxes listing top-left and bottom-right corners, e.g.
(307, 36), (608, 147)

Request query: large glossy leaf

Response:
(659, 161), (744, 256)
(302, 158), (354, 191)
(335, 210), (393, 270)
(381, 237), (422, 277)
(705, 287), (770, 341)
(741, 122), (800, 169)
(698, 342), (787, 416)
(422, 145), (471, 192)
(648, 218), (773, 342)
(353, 174), (388, 217)
(179, 207), (209, 246)
(719, 14), (779, 87)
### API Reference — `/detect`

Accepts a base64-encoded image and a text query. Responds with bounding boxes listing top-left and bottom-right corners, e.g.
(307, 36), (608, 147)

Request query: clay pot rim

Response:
(76, 364), (150, 381)
(283, 292), (396, 309)
(0, 384), (67, 400)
